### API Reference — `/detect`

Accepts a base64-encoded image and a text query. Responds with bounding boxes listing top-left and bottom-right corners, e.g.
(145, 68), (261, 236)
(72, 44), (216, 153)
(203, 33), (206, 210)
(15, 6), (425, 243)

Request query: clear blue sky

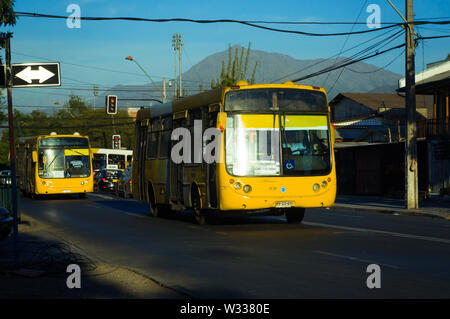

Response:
(2, 0), (450, 108)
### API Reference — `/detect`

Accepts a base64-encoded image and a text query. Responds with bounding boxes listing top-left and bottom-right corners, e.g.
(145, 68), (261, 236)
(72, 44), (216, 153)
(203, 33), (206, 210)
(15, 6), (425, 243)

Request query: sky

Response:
(1, 0), (449, 110)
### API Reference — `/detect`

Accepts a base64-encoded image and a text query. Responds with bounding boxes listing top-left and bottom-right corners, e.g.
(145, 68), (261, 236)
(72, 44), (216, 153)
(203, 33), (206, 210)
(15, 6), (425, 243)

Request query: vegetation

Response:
(0, 94), (136, 167)
(211, 43), (258, 88)
(0, 0), (16, 27)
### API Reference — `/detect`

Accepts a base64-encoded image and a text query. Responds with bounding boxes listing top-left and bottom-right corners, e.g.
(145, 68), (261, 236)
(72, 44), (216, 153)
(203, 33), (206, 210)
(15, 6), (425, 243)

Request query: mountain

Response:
(100, 45), (402, 108)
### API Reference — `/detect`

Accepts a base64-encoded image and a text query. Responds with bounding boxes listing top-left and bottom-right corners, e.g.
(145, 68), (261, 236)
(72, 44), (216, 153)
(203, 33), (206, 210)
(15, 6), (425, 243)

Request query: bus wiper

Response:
(66, 148), (86, 156)
(46, 153), (59, 169)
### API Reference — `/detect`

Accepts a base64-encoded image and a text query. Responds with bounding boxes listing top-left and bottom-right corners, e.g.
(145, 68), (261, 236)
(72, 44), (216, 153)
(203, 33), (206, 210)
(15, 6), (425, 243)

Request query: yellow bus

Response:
(16, 132), (94, 198)
(91, 148), (133, 171)
(132, 81), (336, 224)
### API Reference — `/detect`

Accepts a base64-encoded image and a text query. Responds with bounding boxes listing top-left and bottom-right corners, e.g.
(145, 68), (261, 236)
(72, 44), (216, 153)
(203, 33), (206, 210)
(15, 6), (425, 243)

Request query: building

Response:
(329, 93), (431, 142)
(398, 54), (450, 196)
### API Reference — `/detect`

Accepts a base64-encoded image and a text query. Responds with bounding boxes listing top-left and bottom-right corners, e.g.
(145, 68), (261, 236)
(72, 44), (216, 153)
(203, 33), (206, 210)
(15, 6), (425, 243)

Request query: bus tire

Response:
(285, 208), (305, 224)
(148, 185), (160, 218)
(192, 189), (209, 225)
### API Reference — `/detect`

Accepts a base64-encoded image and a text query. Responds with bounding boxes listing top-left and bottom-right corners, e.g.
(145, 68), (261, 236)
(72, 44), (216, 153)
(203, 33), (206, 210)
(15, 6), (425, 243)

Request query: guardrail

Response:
(0, 175), (21, 222)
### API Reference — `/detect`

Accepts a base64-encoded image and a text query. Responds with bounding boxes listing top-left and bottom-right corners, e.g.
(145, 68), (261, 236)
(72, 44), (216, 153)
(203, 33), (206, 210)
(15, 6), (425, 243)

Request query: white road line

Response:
(313, 250), (400, 269)
(88, 193), (115, 200)
(125, 212), (147, 219)
(86, 204), (103, 209)
(304, 222), (450, 244)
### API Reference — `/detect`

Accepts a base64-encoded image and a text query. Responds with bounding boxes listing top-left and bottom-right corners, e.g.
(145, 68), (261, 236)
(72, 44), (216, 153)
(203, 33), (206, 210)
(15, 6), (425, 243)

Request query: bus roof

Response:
(17, 133), (90, 145)
(136, 82), (328, 121)
(91, 148), (133, 155)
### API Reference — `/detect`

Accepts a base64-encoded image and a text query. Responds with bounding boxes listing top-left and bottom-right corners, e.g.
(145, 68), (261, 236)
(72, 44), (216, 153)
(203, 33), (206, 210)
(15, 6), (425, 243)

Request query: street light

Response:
(125, 56), (166, 103)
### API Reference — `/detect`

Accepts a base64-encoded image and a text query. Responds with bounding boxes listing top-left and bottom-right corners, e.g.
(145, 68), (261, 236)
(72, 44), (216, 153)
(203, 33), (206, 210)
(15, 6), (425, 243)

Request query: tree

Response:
(0, 0), (16, 27)
(211, 43), (259, 89)
(0, 94), (136, 167)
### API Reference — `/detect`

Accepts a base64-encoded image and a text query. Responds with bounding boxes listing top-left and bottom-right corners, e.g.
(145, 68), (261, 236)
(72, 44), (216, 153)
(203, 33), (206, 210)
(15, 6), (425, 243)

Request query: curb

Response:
(332, 203), (450, 220)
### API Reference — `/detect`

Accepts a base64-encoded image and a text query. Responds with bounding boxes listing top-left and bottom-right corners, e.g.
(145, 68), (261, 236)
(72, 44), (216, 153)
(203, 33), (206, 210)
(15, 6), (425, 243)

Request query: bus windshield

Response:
(38, 148), (91, 179)
(225, 88), (328, 112)
(225, 114), (331, 176)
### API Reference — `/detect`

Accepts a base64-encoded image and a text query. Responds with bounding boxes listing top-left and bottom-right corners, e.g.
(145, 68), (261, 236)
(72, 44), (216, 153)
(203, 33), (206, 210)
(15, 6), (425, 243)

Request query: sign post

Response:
(0, 35), (61, 240)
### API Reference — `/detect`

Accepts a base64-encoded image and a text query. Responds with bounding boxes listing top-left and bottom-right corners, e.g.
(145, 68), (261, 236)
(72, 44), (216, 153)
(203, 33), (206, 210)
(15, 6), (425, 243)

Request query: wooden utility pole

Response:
(405, 0), (419, 209)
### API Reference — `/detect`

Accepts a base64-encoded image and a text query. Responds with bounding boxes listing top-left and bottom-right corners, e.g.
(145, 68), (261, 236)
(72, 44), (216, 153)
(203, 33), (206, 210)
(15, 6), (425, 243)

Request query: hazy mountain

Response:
(99, 45), (402, 108)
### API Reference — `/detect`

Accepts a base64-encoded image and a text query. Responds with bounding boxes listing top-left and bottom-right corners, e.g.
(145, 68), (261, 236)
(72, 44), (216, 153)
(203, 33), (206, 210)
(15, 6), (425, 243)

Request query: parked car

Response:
(94, 169), (123, 192)
(0, 207), (12, 240)
(116, 166), (133, 198)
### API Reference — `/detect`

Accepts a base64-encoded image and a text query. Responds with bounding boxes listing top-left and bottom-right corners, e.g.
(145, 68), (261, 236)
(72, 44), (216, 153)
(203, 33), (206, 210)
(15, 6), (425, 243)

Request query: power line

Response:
(291, 43), (404, 83)
(289, 29), (404, 83)
(327, 28), (405, 92)
(272, 27), (399, 82)
(322, 0), (368, 88)
(15, 12), (407, 37)
(344, 48), (405, 74)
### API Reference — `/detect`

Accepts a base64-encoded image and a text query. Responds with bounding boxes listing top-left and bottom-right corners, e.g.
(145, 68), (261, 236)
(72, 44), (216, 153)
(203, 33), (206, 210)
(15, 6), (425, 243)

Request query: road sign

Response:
(0, 62), (61, 87)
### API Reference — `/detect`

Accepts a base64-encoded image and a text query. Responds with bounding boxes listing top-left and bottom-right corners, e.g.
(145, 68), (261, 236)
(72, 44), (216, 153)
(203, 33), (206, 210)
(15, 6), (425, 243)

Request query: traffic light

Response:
(112, 135), (121, 149)
(106, 95), (118, 115)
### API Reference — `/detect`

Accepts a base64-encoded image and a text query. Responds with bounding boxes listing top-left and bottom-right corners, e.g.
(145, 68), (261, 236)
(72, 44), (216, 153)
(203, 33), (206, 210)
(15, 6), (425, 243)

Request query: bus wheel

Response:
(148, 187), (160, 218)
(285, 208), (305, 224)
(192, 191), (209, 225)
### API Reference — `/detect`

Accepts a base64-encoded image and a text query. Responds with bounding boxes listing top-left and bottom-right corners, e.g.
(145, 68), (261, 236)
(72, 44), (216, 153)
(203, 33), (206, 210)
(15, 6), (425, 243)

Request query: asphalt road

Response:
(19, 192), (450, 298)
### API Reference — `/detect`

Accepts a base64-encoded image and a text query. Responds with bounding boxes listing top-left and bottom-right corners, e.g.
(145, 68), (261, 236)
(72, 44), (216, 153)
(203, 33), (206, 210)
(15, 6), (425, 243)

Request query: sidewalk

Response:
(0, 214), (185, 298)
(333, 195), (450, 220)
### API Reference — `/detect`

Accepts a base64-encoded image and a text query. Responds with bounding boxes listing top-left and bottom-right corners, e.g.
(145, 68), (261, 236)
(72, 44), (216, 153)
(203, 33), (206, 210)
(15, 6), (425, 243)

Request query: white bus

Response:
(91, 148), (133, 171)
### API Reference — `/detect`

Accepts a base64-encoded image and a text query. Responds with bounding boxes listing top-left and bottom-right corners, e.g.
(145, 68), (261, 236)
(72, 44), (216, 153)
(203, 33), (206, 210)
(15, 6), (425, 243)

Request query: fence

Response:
(0, 175), (21, 221)
(417, 118), (450, 138)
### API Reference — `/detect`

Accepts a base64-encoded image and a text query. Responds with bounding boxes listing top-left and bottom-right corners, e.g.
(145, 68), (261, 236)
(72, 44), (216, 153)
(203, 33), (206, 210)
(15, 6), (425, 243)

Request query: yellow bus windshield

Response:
(225, 114), (331, 177)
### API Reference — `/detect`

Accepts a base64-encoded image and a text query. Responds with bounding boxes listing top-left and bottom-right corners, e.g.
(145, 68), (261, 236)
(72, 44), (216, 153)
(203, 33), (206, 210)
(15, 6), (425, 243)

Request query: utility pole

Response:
(172, 34), (183, 98)
(405, 0), (419, 209)
(93, 84), (99, 109)
(4, 33), (18, 239)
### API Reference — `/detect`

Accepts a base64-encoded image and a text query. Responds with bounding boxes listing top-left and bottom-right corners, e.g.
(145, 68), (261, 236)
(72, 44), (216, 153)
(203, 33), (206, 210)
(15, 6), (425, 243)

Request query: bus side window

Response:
(147, 131), (159, 159)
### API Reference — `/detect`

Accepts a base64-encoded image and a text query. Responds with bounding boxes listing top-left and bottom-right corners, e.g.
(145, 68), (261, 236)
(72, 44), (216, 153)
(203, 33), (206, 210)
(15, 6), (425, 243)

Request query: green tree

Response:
(0, 94), (136, 167)
(0, 0), (16, 27)
(211, 43), (259, 89)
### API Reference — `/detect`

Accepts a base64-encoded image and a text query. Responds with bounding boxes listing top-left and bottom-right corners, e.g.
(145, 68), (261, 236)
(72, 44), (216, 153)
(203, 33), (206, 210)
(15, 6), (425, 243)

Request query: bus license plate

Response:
(62, 190), (71, 193)
(276, 201), (292, 208)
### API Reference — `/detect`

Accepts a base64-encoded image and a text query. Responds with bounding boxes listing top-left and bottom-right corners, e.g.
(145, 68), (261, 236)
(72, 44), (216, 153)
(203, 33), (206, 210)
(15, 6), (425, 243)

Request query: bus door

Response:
(138, 123), (148, 201)
(170, 116), (185, 204)
(206, 107), (218, 208)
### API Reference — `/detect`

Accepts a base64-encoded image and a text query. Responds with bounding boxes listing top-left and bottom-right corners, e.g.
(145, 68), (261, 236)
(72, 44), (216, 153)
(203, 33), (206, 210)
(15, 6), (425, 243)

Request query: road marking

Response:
(313, 250), (400, 269)
(125, 212), (147, 219)
(86, 204), (103, 209)
(88, 193), (115, 200)
(304, 222), (450, 244)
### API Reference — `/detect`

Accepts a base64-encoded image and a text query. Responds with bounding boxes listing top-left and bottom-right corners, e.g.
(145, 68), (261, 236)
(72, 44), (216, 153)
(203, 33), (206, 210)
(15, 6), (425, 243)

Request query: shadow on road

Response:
(0, 217), (184, 299)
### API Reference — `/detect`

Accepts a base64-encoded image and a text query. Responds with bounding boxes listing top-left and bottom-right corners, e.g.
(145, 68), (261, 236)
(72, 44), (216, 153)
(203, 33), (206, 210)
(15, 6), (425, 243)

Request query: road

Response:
(19, 192), (450, 298)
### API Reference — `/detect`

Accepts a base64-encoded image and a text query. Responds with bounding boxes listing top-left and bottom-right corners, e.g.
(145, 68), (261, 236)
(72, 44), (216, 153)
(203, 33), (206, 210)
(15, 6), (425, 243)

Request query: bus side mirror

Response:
(32, 151), (37, 162)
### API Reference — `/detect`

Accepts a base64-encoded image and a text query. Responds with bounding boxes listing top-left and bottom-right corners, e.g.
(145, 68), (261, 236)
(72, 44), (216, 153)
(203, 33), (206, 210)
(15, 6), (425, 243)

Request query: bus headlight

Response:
(321, 181), (328, 188)
(234, 182), (242, 190)
(80, 181), (84, 185)
(313, 183), (320, 192)
(243, 185), (252, 193)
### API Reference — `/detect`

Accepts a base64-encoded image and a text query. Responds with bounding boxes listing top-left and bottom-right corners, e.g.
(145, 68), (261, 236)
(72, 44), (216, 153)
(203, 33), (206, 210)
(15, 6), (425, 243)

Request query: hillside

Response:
(100, 45), (402, 108)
